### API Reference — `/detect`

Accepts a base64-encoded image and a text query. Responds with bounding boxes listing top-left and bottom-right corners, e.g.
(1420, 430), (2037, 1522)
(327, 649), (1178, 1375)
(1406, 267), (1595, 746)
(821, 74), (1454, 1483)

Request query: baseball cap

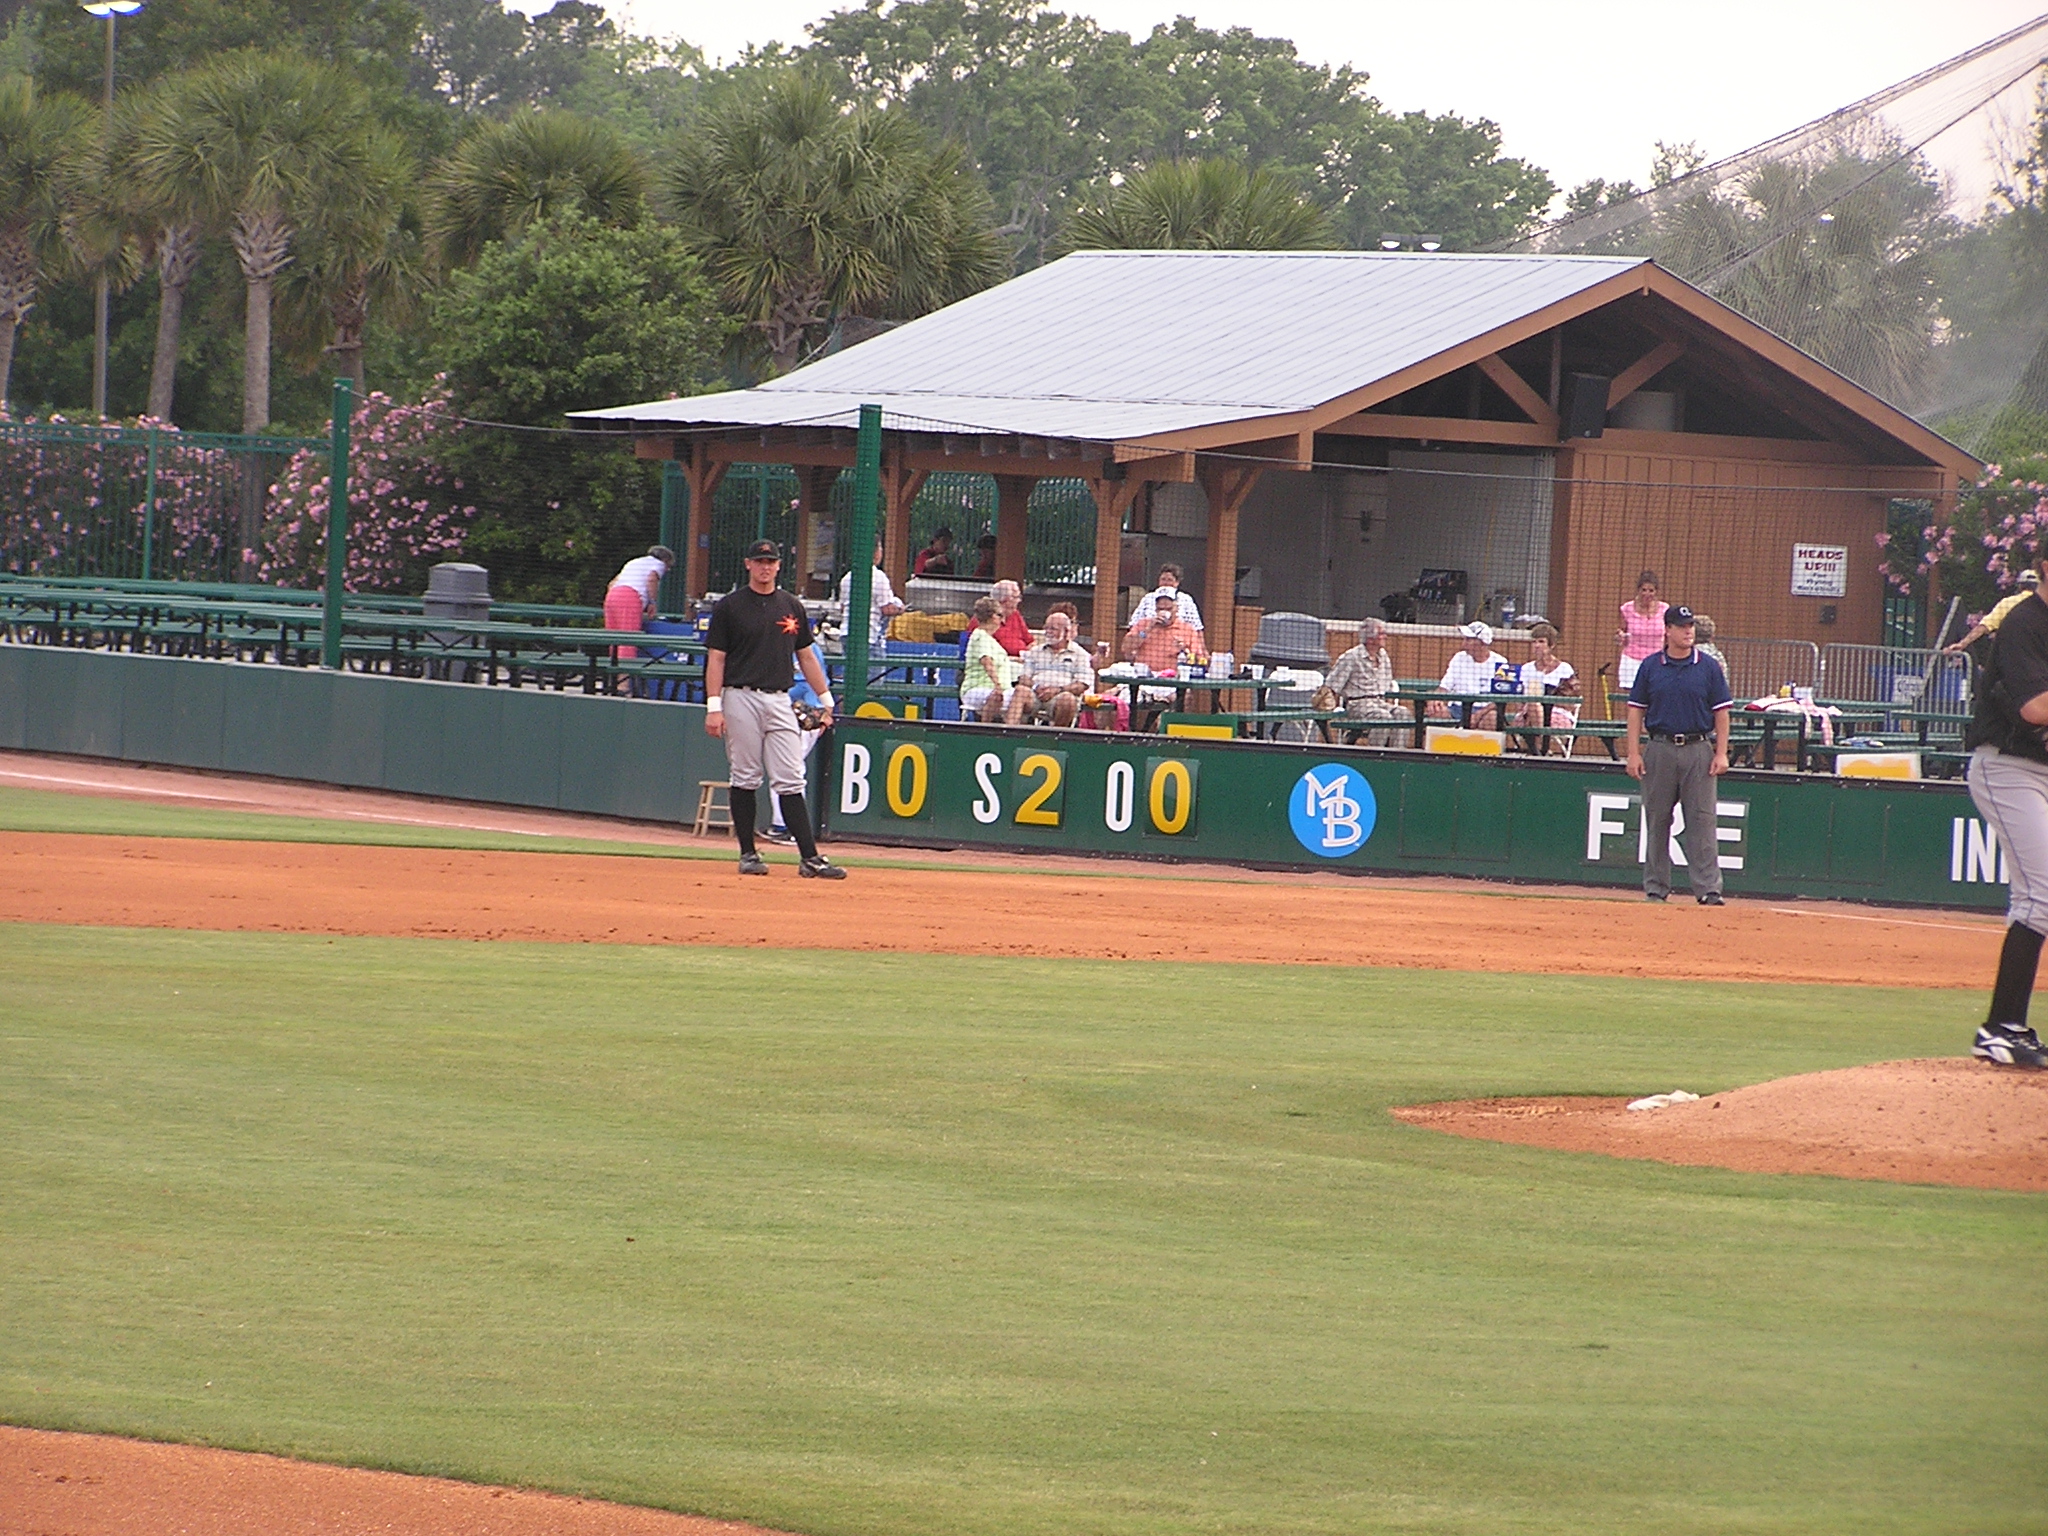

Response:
(1665, 604), (1697, 625)
(2021, 569), (2041, 588)
(743, 539), (782, 561)
(1458, 620), (1493, 645)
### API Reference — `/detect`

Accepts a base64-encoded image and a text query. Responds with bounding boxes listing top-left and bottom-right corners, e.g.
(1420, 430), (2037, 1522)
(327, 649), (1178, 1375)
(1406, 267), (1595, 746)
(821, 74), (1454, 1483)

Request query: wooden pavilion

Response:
(574, 251), (1979, 660)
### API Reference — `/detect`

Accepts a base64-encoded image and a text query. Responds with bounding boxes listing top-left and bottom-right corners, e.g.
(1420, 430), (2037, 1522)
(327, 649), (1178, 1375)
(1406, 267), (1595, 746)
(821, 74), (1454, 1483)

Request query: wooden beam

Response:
(904, 447), (1112, 479)
(681, 441), (728, 598)
(1106, 448), (1197, 482)
(993, 474), (1037, 587)
(1476, 353), (1560, 433)
(704, 440), (855, 470)
(1320, 413), (1560, 448)
(1605, 340), (1686, 411)
(1086, 475), (1146, 646)
(1198, 459), (1263, 655)
(633, 435), (675, 461)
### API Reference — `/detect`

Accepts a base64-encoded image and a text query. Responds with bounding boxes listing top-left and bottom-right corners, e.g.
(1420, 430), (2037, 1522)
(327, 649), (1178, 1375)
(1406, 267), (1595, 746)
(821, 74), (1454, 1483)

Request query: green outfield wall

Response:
(825, 716), (2008, 912)
(0, 645), (2011, 911)
(0, 646), (727, 823)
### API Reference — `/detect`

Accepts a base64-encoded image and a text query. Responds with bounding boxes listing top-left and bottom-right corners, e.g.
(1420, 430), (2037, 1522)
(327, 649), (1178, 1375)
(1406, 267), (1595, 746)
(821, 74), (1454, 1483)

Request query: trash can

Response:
(422, 562), (490, 679)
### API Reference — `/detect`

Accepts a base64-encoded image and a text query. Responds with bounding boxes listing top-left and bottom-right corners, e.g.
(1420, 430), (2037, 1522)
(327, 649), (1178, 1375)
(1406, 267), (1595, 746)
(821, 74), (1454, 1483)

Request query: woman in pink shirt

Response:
(1614, 570), (1668, 689)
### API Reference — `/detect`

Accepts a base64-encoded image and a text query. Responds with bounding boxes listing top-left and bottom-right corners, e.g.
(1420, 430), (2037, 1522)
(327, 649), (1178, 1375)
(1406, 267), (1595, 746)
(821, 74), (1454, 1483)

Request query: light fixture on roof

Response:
(1379, 236), (1404, 251)
(1419, 236), (1443, 252)
(1817, 212), (1836, 223)
(81, 1), (144, 13)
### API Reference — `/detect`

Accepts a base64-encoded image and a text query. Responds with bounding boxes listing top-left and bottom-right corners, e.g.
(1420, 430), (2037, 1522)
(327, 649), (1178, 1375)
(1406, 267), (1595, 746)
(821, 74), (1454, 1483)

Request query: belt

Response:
(1648, 731), (1708, 745)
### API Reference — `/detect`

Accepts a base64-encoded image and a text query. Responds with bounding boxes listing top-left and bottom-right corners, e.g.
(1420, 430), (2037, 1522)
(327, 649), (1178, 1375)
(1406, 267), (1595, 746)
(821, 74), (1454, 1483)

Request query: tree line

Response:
(0, 0), (1557, 435)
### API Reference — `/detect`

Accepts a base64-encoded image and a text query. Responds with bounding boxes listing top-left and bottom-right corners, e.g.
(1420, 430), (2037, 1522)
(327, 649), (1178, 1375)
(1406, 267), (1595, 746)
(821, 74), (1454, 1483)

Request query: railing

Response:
(1713, 636), (1820, 702)
(1818, 644), (1973, 711)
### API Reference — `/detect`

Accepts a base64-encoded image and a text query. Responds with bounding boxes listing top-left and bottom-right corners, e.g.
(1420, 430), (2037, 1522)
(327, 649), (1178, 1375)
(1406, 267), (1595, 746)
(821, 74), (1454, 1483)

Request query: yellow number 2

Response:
(1013, 752), (1064, 827)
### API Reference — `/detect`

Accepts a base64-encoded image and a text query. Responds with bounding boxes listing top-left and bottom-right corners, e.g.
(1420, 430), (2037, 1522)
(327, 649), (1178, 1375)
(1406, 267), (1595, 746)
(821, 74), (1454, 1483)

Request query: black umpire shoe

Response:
(1645, 892), (1667, 902)
(738, 852), (770, 875)
(1974, 1023), (2048, 1068)
(799, 856), (848, 880)
(1697, 892), (1725, 906)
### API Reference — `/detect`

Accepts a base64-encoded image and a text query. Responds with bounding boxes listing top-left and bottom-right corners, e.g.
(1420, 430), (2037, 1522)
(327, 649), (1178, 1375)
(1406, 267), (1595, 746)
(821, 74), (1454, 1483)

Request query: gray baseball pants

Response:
(1968, 745), (2048, 932)
(1641, 736), (1720, 898)
(721, 687), (808, 795)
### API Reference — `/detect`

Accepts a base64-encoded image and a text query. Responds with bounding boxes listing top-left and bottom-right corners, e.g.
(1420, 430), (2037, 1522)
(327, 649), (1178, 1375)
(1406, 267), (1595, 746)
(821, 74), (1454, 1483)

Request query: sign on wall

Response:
(1791, 543), (1849, 597)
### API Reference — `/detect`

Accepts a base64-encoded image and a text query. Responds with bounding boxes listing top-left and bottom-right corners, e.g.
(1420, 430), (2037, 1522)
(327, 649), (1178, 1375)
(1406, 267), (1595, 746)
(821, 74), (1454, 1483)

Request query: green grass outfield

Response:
(3, 924), (2043, 1534)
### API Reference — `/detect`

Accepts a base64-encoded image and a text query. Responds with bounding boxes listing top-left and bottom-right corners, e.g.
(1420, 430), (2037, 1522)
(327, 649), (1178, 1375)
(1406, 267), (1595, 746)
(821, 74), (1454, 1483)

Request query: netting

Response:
(1509, 18), (2048, 447)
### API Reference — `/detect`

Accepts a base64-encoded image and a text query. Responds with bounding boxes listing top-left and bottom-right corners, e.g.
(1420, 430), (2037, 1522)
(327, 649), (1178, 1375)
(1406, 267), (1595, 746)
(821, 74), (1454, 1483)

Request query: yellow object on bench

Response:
(1425, 725), (1507, 756)
(1163, 713), (1236, 740)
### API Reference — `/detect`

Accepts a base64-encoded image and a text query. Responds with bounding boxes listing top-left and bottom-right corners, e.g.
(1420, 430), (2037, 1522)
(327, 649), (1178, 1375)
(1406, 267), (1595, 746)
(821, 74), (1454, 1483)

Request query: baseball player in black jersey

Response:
(1964, 543), (2048, 1066)
(704, 539), (847, 879)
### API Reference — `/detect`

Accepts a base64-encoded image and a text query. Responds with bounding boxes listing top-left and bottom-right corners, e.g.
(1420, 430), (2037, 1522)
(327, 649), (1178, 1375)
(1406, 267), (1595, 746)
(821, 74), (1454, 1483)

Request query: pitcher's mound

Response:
(1393, 1059), (2048, 1190)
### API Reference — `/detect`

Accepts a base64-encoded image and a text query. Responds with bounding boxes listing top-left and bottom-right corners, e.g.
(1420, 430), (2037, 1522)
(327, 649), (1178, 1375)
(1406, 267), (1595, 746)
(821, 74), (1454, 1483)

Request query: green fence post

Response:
(140, 425), (158, 580)
(658, 460), (685, 613)
(844, 404), (882, 712)
(321, 378), (352, 670)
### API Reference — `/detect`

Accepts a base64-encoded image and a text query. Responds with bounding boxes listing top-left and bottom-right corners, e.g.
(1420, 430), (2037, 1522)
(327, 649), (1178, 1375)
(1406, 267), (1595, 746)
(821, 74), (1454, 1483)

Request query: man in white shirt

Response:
(836, 539), (905, 653)
(1429, 620), (1511, 728)
(1129, 563), (1203, 638)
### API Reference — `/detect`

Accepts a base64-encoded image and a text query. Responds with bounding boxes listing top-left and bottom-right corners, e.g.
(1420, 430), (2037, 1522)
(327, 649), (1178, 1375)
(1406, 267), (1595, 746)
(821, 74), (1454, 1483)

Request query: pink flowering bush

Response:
(259, 383), (476, 593)
(0, 413), (255, 581)
(1877, 457), (2048, 617)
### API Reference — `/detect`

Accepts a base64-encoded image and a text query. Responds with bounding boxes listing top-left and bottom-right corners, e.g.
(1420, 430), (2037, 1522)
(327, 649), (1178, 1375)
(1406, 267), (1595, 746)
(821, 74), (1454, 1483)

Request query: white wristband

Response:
(705, 696), (723, 713)
(818, 692), (834, 710)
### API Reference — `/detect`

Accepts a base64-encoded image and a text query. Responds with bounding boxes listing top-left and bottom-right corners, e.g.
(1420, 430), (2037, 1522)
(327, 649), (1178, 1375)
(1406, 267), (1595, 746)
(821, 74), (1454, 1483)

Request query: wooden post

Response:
(880, 450), (928, 591)
(1087, 473), (1143, 646)
(797, 465), (839, 596)
(1197, 461), (1261, 657)
(681, 442), (728, 599)
(994, 474), (1037, 587)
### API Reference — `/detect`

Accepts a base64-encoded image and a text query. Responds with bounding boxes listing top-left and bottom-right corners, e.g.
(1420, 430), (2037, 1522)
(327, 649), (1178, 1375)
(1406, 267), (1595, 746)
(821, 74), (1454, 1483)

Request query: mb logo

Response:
(1289, 764), (1377, 858)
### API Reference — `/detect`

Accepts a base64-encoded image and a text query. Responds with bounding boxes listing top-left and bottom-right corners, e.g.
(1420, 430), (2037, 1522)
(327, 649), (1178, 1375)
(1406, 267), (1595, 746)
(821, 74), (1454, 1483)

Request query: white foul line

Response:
(1767, 907), (2003, 935)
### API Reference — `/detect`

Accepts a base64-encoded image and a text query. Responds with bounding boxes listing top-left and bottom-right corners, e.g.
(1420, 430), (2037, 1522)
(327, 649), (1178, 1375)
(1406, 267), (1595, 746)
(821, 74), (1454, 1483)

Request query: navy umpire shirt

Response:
(1628, 648), (1734, 736)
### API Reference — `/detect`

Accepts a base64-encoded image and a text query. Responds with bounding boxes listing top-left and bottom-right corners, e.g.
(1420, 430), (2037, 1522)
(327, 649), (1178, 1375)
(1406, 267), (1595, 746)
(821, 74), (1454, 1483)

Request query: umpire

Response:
(1963, 544), (2048, 1068)
(1624, 604), (1732, 904)
(704, 539), (847, 879)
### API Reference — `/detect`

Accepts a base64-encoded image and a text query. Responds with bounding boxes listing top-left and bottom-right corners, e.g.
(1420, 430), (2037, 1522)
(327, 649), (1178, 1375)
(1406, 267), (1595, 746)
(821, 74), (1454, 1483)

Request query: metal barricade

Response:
(1819, 644), (1973, 710)
(1711, 637), (1819, 703)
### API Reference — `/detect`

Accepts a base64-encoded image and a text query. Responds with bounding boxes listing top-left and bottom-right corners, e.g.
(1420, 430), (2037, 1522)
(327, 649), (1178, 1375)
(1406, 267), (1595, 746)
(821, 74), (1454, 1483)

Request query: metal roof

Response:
(572, 251), (1651, 440)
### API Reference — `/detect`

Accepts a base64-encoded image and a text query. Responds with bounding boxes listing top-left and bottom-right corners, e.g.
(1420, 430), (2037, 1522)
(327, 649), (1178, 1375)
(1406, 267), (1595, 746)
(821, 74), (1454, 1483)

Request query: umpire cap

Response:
(744, 539), (782, 561)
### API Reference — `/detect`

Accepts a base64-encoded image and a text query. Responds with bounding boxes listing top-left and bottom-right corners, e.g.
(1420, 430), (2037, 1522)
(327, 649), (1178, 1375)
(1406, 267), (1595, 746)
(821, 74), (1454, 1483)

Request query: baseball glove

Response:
(791, 701), (831, 731)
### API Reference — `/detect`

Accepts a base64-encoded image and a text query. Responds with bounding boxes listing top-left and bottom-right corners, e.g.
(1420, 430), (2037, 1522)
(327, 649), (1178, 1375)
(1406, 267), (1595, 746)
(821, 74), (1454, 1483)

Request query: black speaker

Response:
(1562, 373), (1611, 439)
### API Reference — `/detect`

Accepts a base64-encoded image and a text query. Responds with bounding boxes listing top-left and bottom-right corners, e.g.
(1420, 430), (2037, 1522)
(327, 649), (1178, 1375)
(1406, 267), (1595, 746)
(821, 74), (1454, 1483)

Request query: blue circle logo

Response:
(1288, 764), (1376, 858)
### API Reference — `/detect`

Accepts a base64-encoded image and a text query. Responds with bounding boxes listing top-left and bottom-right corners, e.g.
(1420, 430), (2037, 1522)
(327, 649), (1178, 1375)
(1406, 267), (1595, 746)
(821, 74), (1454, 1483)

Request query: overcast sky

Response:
(592, 0), (2046, 199)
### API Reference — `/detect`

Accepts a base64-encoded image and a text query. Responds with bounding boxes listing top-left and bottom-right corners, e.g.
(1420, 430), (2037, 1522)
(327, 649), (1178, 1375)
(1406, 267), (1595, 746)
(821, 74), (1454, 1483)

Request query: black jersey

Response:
(1968, 589), (2048, 763)
(706, 585), (814, 690)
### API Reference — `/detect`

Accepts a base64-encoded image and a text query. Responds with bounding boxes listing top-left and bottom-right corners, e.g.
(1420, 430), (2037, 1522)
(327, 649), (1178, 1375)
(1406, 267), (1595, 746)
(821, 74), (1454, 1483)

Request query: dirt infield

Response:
(0, 828), (2002, 987)
(2, 755), (2033, 1534)
(0, 1426), (796, 1536)
(1394, 1058), (2048, 1191)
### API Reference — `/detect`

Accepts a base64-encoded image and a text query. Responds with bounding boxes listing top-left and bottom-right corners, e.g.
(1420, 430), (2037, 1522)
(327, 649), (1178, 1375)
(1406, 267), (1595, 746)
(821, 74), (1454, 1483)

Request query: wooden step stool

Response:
(693, 780), (732, 837)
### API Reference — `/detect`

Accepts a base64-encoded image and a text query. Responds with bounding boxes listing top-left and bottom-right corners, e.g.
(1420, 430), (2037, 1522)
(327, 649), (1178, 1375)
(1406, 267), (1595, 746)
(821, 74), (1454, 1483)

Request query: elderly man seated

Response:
(1003, 609), (1097, 725)
(1325, 616), (1410, 744)
(1428, 620), (1512, 729)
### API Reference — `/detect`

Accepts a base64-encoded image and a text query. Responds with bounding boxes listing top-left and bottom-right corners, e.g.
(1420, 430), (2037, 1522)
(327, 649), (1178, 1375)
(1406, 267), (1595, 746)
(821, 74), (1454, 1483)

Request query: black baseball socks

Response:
(729, 786), (758, 856)
(1988, 920), (2045, 1027)
(777, 793), (820, 861)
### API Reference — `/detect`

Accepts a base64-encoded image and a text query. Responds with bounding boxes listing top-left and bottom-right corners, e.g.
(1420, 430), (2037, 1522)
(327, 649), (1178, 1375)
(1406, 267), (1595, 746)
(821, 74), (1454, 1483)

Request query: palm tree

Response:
(0, 75), (93, 412)
(1057, 159), (1337, 254)
(659, 71), (1009, 374)
(284, 126), (418, 395)
(116, 81), (208, 423)
(425, 109), (647, 269)
(129, 51), (383, 433)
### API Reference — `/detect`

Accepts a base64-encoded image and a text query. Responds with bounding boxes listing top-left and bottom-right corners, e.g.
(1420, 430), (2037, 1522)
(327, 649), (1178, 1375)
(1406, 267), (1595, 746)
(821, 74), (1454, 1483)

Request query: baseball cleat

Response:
(799, 856), (847, 880)
(1644, 892), (1667, 902)
(758, 826), (796, 845)
(1973, 1023), (2048, 1068)
(738, 852), (770, 875)
(1697, 892), (1725, 906)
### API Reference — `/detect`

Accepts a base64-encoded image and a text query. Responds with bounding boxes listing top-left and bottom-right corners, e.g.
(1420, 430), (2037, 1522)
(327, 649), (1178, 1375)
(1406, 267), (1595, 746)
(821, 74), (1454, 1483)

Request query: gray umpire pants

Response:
(1641, 737), (1721, 898)
(721, 687), (808, 795)
(1968, 745), (2048, 932)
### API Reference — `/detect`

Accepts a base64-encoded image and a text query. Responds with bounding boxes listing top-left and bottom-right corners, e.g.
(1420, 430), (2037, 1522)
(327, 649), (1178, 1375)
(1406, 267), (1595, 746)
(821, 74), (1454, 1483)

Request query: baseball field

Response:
(3, 753), (2045, 1536)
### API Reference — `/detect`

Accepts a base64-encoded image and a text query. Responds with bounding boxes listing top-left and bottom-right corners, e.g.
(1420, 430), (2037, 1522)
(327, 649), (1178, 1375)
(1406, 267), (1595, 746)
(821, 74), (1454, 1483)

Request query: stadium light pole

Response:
(81, 0), (143, 420)
(843, 403), (882, 712)
(321, 376), (351, 669)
